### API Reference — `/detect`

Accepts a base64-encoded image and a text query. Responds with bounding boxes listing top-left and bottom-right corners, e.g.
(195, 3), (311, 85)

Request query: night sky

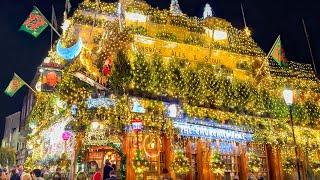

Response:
(0, 0), (319, 138)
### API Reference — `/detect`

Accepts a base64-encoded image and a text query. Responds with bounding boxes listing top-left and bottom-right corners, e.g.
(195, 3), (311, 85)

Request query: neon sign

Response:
(173, 121), (252, 142)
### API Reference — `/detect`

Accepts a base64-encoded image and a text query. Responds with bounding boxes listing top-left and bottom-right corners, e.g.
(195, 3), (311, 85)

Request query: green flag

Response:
(4, 73), (26, 97)
(269, 36), (287, 66)
(20, 8), (48, 37)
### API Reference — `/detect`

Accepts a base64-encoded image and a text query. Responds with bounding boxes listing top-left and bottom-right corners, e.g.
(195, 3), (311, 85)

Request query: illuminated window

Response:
(125, 12), (147, 22)
(214, 30), (228, 41)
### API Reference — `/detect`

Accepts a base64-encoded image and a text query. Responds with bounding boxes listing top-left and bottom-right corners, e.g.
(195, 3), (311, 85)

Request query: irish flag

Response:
(4, 73), (26, 97)
(269, 35), (288, 66)
(20, 8), (48, 37)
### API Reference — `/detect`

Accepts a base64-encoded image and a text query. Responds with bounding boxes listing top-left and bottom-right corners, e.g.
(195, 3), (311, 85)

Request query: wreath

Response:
(209, 150), (225, 176)
(170, 149), (190, 175)
(248, 152), (262, 173)
(132, 150), (149, 175)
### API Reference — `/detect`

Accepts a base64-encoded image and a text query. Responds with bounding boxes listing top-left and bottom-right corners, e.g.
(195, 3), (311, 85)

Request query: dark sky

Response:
(0, 0), (319, 137)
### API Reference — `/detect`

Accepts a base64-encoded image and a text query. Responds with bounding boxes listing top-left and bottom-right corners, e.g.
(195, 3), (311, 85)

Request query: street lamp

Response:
(283, 88), (301, 180)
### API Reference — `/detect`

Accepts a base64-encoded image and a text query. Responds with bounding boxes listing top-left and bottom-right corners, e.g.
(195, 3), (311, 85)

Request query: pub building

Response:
(23, 0), (320, 179)
(82, 97), (274, 180)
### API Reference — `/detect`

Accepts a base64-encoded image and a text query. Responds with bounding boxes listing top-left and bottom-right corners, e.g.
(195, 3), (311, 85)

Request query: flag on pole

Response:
(65, 0), (72, 13)
(52, 6), (58, 29)
(4, 73), (26, 97)
(268, 35), (288, 66)
(19, 8), (49, 37)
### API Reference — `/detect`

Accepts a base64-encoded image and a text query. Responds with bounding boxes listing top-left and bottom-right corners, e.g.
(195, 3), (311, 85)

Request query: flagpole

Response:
(302, 19), (318, 75)
(254, 35), (280, 79)
(241, 3), (247, 27)
(14, 73), (37, 95)
(33, 6), (61, 37)
(51, 5), (54, 49)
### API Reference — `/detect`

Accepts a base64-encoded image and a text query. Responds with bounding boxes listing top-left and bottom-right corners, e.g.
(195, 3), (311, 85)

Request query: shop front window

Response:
(220, 141), (240, 180)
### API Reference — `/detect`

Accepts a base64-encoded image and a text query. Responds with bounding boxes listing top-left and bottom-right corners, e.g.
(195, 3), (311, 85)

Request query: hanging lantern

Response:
(132, 118), (143, 131)
(62, 131), (72, 141)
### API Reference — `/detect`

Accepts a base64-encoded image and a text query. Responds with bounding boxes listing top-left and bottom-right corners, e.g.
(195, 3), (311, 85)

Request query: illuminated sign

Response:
(86, 97), (115, 109)
(173, 121), (252, 142)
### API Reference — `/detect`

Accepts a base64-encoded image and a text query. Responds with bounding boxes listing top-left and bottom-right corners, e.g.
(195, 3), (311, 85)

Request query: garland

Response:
(209, 150), (225, 176)
(248, 152), (262, 173)
(170, 149), (190, 175)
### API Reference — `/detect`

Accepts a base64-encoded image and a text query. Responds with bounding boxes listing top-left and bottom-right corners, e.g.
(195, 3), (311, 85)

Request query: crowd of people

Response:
(0, 165), (67, 180)
(0, 160), (172, 180)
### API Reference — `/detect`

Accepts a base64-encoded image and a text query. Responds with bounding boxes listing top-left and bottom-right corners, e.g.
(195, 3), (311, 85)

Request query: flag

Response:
(4, 73), (26, 97)
(269, 35), (288, 66)
(65, 0), (72, 13)
(52, 6), (58, 30)
(20, 8), (48, 37)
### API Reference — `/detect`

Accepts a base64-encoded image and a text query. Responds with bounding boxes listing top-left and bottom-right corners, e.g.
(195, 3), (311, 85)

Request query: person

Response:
(92, 164), (102, 180)
(1, 168), (8, 180)
(32, 169), (44, 180)
(111, 165), (116, 171)
(106, 170), (117, 180)
(10, 168), (20, 180)
(103, 160), (113, 180)
(52, 167), (62, 180)
(161, 168), (171, 180)
(17, 164), (26, 178)
(21, 173), (32, 180)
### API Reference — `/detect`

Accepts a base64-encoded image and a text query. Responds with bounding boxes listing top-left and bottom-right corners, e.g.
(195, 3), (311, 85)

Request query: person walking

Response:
(10, 168), (20, 180)
(92, 167), (102, 180)
(103, 160), (113, 180)
(32, 169), (44, 180)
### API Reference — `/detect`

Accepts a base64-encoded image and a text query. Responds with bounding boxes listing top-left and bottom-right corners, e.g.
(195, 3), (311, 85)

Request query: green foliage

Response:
(109, 51), (132, 95)
(183, 35), (204, 46)
(148, 54), (169, 95)
(209, 150), (225, 175)
(132, 53), (152, 92)
(0, 148), (16, 167)
(156, 31), (177, 42)
(130, 26), (147, 36)
(132, 150), (149, 175)
(248, 152), (262, 173)
(170, 149), (190, 175)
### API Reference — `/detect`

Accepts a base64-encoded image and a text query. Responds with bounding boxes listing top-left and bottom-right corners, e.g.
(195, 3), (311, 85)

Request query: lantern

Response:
(62, 131), (72, 141)
(132, 118), (143, 131)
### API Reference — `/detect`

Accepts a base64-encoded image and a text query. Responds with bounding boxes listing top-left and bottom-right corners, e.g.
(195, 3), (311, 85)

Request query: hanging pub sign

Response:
(132, 118), (143, 131)
(40, 69), (62, 92)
